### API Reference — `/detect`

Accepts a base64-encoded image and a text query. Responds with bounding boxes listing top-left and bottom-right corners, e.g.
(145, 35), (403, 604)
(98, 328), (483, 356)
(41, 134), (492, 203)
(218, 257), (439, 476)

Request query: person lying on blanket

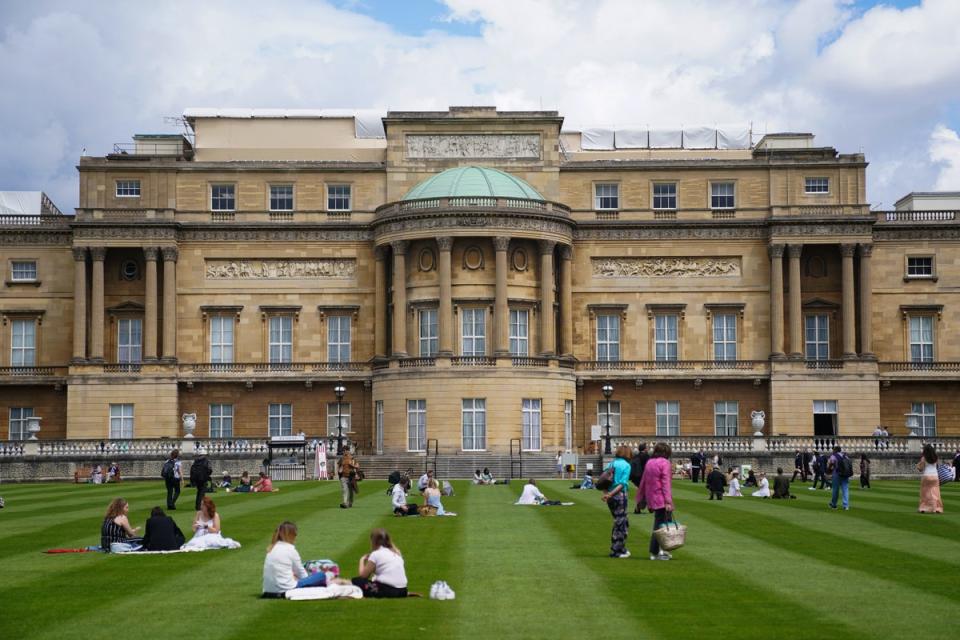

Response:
(262, 521), (349, 598)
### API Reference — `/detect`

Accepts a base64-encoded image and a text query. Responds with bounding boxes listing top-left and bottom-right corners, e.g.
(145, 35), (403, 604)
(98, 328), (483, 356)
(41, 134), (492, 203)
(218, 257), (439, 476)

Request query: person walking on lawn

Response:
(162, 449), (182, 510)
(630, 443), (649, 514)
(601, 445), (633, 559)
(637, 442), (675, 561)
(191, 450), (213, 511)
(690, 450), (705, 483)
(827, 445), (853, 510)
(706, 465), (726, 500)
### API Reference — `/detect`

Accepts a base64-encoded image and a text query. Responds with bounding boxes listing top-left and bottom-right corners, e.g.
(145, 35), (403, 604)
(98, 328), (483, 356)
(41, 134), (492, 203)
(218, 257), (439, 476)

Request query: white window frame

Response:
(906, 256), (934, 278)
(653, 182), (677, 210)
(11, 260), (37, 282)
(268, 403), (293, 437)
(8, 407), (33, 440)
(115, 180), (141, 198)
(804, 177), (829, 194)
(911, 402), (936, 438)
(596, 314), (620, 361)
(269, 184), (294, 212)
(327, 402), (352, 435)
(462, 398), (487, 451)
(564, 399), (573, 451)
(805, 314), (829, 360)
(10, 318), (36, 366)
(109, 404), (134, 439)
(419, 309), (438, 357)
(461, 308), (486, 356)
(714, 401), (739, 436)
(813, 400), (838, 413)
(407, 399), (426, 452)
(597, 400), (621, 436)
(210, 184), (236, 211)
(269, 315), (293, 364)
(209, 403), (234, 439)
(509, 309), (529, 356)
(327, 315), (351, 363)
(521, 398), (542, 451)
(713, 313), (737, 361)
(654, 314), (679, 361)
(710, 182), (735, 209)
(327, 184), (352, 212)
(210, 315), (234, 364)
(656, 400), (680, 436)
(909, 315), (934, 363)
(594, 183), (620, 210)
(117, 318), (142, 364)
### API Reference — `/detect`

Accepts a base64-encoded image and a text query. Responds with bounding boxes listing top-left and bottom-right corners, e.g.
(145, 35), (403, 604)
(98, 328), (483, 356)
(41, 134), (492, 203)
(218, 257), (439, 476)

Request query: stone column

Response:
(539, 240), (556, 357)
(768, 244), (785, 359)
(559, 244), (574, 357)
(374, 246), (387, 358)
(89, 247), (106, 362)
(391, 240), (409, 358)
(859, 243), (874, 358)
(841, 243), (857, 359)
(143, 247), (159, 361)
(71, 247), (87, 362)
(493, 236), (510, 356)
(437, 237), (454, 356)
(787, 243), (803, 358)
(161, 246), (178, 361)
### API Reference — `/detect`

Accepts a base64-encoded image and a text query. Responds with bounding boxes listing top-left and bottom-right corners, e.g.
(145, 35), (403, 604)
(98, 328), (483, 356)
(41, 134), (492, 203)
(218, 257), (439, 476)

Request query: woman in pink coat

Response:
(637, 442), (675, 561)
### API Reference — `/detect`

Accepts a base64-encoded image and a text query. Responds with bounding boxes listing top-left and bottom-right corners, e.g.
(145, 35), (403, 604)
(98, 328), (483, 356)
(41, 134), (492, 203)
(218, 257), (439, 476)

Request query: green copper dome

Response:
(402, 166), (544, 201)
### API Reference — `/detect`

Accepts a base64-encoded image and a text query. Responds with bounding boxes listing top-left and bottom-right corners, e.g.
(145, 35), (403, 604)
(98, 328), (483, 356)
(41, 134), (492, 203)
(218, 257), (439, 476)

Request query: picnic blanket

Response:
(285, 585), (363, 600)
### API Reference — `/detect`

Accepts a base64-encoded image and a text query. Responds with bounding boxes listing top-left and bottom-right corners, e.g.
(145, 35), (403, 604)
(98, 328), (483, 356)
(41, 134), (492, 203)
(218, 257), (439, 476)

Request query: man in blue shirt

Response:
(827, 445), (851, 510)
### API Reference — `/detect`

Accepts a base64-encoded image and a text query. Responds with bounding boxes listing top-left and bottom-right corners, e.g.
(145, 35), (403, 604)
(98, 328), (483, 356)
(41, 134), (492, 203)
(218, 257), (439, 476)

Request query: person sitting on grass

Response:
(262, 521), (349, 598)
(573, 470), (594, 490)
(706, 465), (726, 500)
(252, 472), (276, 493)
(219, 471), (232, 489)
(106, 462), (120, 483)
(727, 471), (742, 497)
(422, 479), (456, 516)
(100, 497), (142, 552)
(752, 471), (771, 498)
(182, 496), (240, 550)
(392, 477), (419, 516)
(235, 471), (252, 493)
(352, 528), (410, 598)
(472, 469), (483, 484)
(515, 479), (563, 505)
(142, 506), (185, 551)
(481, 468), (495, 485)
(773, 467), (796, 499)
(744, 469), (758, 487)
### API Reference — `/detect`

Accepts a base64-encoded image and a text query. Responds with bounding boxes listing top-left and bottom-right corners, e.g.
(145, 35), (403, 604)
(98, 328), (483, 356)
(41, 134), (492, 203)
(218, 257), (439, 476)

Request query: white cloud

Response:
(929, 124), (960, 190)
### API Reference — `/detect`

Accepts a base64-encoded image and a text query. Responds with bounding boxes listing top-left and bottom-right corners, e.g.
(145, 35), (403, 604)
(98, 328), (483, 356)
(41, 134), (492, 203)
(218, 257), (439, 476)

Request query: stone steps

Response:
(352, 452), (596, 480)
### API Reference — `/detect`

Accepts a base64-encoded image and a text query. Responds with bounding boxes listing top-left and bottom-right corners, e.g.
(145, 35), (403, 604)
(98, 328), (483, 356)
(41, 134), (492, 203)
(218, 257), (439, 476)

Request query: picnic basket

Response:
(654, 520), (687, 551)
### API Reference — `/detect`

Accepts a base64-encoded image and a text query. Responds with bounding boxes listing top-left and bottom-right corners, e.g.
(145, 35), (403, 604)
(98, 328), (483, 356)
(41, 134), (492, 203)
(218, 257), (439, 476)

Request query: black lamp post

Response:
(334, 384), (346, 455)
(602, 383), (614, 455)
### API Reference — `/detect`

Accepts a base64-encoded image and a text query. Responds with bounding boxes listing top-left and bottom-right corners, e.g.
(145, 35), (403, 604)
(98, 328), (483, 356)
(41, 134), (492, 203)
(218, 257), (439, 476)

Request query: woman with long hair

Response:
(262, 521), (331, 597)
(637, 442), (675, 561)
(352, 528), (409, 598)
(917, 445), (944, 513)
(601, 444), (633, 558)
(182, 496), (240, 550)
(100, 498), (141, 552)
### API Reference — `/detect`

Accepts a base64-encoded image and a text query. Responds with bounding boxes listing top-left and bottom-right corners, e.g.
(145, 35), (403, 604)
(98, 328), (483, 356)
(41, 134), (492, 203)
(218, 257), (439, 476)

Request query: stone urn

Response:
(26, 416), (42, 440)
(182, 413), (197, 438)
(750, 410), (766, 437)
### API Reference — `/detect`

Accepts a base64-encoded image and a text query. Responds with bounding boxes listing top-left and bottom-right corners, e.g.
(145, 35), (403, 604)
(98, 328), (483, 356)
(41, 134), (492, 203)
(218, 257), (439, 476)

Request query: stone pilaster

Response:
(493, 236), (510, 356)
(374, 246), (388, 358)
(161, 246), (178, 361)
(841, 243), (857, 359)
(437, 236), (454, 356)
(71, 247), (87, 363)
(787, 243), (803, 358)
(391, 240), (409, 357)
(143, 247), (159, 361)
(559, 244), (574, 357)
(539, 240), (556, 357)
(768, 244), (785, 359)
(88, 246), (106, 362)
(859, 243), (874, 358)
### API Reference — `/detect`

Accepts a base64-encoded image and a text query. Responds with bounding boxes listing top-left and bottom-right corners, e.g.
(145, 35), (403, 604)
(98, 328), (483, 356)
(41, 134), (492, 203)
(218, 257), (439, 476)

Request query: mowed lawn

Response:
(0, 477), (957, 639)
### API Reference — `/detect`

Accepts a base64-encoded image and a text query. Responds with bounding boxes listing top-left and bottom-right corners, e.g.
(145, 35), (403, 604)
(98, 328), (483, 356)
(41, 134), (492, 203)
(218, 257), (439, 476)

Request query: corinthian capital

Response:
(493, 236), (511, 252)
(436, 236), (454, 252)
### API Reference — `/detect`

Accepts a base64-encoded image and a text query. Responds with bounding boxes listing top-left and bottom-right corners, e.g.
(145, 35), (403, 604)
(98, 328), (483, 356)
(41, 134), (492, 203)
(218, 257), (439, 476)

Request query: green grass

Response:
(0, 478), (957, 639)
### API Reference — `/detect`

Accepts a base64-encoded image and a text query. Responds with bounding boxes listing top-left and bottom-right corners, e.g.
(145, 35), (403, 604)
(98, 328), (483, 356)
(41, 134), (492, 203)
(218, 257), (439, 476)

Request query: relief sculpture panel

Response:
(592, 257), (741, 278)
(205, 259), (356, 279)
(406, 134), (541, 159)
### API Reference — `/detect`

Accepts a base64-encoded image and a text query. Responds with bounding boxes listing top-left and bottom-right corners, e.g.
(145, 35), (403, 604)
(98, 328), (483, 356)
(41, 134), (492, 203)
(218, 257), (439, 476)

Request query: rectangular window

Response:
(509, 309), (529, 356)
(906, 257), (934, 278)
(10, 319), (36, 366)
(268, 403), (292, 437)
(594, 183), (620, 210)
(805, 314), (829, 360)
(461, 308), (486, 356)
(813, 400), (838, 414)
(269, 316), (293, 363)
(521, 398), (542, 451)
(909, 316), (934, 362)
(326, 402), (352, 435)
(117, 318), (142, 363)
(209, 404), (234, 438)
(714, 401), (739, 436)
(804, 177), (829, 194)
(109, 404), (134, 439)
(596, 314), (620, 361)
(710, 182), (735, 209)
(269, 185), (294, 211)
(419, 309), (438, 357)
(911, 402), (936, 437)
(655, 314), (679, 361)
(656, 400), (680, 436)
(653, 182), (677, 210)
(597, 400), (621, 436)
(8, 407), (33, 440)
(211, 184), (236, 211)
(713, 313), (737, 361)
(327, 316), (351, 363)
(11, 261), (37, 281)
(375, 400), (384, 454)
(564, 399), (573, 451)
(407, 399), (426, 452)
(462, 398), (487, 451)
(115, 180), (141, 198)
(210, 316), (234, 364)
(327, 184), (352, 211)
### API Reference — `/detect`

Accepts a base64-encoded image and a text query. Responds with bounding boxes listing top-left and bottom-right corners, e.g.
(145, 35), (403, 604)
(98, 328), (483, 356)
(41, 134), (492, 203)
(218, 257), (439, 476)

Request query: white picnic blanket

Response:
(181, 532), (241, 551)
(285, 585), (363, 600)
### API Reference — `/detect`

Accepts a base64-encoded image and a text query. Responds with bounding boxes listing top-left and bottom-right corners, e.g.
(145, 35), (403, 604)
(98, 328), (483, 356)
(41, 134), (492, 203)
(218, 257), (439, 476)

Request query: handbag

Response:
(595, 467), (615, 491)
(653, 519), (687, 551)
(936, 464), (954, 485)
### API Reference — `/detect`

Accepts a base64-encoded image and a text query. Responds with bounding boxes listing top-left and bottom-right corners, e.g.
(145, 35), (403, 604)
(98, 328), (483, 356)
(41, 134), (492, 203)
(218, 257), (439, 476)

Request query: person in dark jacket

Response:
(773, 467), (795, 499)
(953, 449), (960, 482)
(191, 452), (214, 511)
(791, 450), (805, 482)
(859, 454), (871, 489)
(142, 506), (185, 551)
(630, 444), (649, 513)
(690, 450), (705, 483)
(706, 466), (726, 500)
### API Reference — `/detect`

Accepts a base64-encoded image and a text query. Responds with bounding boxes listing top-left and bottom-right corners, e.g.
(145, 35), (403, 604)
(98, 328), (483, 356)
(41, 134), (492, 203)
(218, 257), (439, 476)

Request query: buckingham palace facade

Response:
(1, 106), (958, 452)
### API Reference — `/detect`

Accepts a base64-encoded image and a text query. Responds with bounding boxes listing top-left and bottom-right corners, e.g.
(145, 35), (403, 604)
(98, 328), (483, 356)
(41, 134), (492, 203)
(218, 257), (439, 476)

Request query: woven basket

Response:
(653, 521), (687, 551)
(420, 505), (438, 517)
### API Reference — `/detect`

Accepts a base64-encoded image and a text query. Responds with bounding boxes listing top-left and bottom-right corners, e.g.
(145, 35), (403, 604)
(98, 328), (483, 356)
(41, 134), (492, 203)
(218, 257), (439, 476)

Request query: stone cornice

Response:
(374, 212), (573, 243)
(79, 159), (386, 172)
(874, 226), (960, 240)
(561, 158), (868, 171)
(0, 229), (72, 245)
(575, 222), (767, 241)
(181, 227), (372, 242)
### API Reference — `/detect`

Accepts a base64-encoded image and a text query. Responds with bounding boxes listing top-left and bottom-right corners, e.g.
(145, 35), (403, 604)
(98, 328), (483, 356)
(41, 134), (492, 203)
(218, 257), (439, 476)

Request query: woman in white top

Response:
(262, 521), (334, 597)
(392, 478), (418, 516)
(728, 471), (742, 497)
(351, 528), (408, 598)
(423, 479), (456, 516)
(917, 444), (944, 513)
(516, 479), (546, 505)
(752, 472), (771, 498)
(182, 496), (240, 550)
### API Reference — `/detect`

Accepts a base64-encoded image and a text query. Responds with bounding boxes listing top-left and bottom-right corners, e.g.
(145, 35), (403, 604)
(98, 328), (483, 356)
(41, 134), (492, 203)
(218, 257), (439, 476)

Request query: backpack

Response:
(190, 458), (211, 486)
(161, 459), (175, 480)
(838, 455), (854, 479)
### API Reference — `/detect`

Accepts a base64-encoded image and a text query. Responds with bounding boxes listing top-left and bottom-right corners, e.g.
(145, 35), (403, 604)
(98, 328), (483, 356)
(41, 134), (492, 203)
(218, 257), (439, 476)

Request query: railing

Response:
(377, 197), (570, 218)
(511, 357), (549, 368)
(879, 361), (960, 372)
(712, 209), (736, 219)
(595, 210), (619, 220)
(804, 360), (844, 370)
(182, 362), (370, 374)
(111, 142), (187, 156)
(399, 357), (436, 368)
(37, 439), (181, 457)
(797, 205), (847, 216)
(191, 438), (270, 455)
(103, 363), (142, 373)
(0, 441), (26, 457)
(0, 214), (68, 226)
(451, 356), (497, 367)
(653, 210), (677, 220)
(327, 211), (351, 220)
(879, 210), (957, 223)
(610, 435), (928, 455)
(0, 366), (61, 377)
(425, 438), (439, 475)
(509, 438), (523, 479)
(211, 211), (235, 222)
(611, 436), (755, 453)
(767, 436), (911, 454)
(269, 211), (294, 222)
(577, 360), (767, 372)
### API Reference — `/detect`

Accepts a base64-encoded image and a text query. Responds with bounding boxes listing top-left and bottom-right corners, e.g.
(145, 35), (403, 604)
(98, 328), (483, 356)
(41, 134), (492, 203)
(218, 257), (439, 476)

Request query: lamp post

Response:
(602, 383), (614, 455)
(334, 384), (346, 455)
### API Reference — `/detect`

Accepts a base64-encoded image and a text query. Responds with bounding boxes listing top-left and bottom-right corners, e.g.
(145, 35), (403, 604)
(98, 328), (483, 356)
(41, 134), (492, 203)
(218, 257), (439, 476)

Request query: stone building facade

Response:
(1, 107), (958, 452)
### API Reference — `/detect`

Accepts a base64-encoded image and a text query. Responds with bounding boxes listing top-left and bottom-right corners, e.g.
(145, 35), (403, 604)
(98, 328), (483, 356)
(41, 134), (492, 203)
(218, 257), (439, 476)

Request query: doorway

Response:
(813, 400), (838, 436)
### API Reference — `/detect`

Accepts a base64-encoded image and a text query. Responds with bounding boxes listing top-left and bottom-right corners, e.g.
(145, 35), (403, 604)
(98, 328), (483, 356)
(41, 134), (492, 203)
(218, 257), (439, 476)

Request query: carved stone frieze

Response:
(0, 230), (71, 245)
(873, 226), (960, 240)
(575, 225), (766, 241)
(179, 228), (372, 242)
(205, 259), (356, 280)
(376, 214), (572, 238)
(772, 223), (873, 237)
(592, 256), (742, 278)
(405, 134), (541, 159)
(73, 226), (176, 240)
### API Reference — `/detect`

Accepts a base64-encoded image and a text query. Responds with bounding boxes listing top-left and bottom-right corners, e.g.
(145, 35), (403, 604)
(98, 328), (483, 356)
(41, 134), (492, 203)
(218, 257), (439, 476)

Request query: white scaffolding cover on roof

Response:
(614, 127), (649, 149)
(0, 191), (42, 215)
(682, 126), (717, 149)
(648, 128), (683, 149)
(566, 123), (752, 150)
(182, 108), (386, 138)
(580, 127), (615, 150)
(717, 124), (751, 149)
